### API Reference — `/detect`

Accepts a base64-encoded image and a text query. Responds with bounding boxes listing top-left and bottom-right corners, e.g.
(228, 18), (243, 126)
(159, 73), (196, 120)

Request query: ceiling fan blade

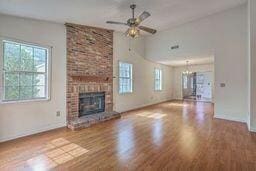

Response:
(138, 26), (157, 34)
(106, 21), (128, 25)
(136, 11), (151, 24)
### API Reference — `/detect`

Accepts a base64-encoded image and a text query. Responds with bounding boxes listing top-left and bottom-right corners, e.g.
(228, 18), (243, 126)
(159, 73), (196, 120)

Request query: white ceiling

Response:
(0, 0), (246, 66)
(0, 0), (246, 32)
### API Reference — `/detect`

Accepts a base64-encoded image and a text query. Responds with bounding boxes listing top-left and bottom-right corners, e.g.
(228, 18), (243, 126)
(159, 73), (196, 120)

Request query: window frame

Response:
(190, 76), (194, 89)
(183, 74), (188, 89)
(154, 68), (163, 91)
(118, 61), (133, 94)
(0, 37), (51, 104)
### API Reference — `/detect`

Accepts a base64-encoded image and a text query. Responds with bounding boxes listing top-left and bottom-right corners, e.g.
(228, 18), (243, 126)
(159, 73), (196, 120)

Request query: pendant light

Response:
(183, 61), (192, 75)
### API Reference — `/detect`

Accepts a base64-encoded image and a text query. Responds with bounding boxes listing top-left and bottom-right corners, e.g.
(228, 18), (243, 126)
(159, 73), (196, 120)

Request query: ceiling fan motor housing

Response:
(130, 4), (136, 10)
(127, 18), (136, 26)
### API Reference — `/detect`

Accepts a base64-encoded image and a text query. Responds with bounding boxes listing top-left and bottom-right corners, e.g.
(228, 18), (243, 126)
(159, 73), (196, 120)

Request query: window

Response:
(1, 40), (50, 102)
(183, 74), (188, 89)
(191, 77), (194, 89)
(154, 68), (162, 91)
(119, 61), (132, 94)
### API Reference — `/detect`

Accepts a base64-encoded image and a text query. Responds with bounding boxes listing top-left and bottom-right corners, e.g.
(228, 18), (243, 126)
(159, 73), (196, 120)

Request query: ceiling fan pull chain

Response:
(132, 7), (134, 19)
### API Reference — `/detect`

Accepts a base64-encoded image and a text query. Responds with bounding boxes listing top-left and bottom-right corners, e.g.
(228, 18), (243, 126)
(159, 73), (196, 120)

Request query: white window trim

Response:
(154, 68), (163, 91)
(118, 61), (133, 94)
(0, 37), (52, 104)
(183, 74), (187, 89)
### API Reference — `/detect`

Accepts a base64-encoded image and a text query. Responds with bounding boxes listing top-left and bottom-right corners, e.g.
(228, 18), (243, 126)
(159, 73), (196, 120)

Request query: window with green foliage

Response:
(1, 40), (49, 102)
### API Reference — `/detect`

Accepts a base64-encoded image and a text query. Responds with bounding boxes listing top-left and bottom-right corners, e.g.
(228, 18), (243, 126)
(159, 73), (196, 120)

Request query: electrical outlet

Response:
(56, 111), (61, 117)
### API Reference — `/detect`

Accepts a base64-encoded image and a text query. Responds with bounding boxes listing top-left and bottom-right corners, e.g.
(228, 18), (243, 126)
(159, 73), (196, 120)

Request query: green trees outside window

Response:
(2, 41), (48, 101)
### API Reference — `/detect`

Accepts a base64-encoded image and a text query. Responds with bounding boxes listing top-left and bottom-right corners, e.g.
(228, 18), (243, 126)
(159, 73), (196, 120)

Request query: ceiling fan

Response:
(106, 4), (157, 38)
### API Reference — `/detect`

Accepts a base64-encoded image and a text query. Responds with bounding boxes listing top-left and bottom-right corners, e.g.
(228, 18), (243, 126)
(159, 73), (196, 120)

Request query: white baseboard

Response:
(117, 98), (173, 113)
(172, 98), (183, 101)
(0, 122), (66, 143)
(214, 114), (246, 123)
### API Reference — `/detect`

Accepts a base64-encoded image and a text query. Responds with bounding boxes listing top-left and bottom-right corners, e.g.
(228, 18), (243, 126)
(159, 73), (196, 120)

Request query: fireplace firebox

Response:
(79, 92), (105, 117)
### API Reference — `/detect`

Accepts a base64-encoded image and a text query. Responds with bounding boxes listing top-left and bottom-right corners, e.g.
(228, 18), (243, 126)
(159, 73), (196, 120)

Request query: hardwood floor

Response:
(0, 100), (256, 171)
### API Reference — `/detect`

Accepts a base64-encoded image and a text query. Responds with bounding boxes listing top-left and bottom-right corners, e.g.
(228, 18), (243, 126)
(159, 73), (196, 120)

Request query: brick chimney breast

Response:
(66, 23), (119, 130)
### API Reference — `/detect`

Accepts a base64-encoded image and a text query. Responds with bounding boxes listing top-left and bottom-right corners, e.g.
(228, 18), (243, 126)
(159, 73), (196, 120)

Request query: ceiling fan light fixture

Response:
(106, 4), (156, 38)
(127, 26), (140, 38)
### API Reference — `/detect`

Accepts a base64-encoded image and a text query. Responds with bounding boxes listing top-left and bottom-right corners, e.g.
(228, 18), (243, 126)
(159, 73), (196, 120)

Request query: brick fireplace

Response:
(66, 23), (120, 130)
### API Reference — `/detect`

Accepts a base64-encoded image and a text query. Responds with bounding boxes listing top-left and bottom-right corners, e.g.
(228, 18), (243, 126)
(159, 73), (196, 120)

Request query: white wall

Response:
(113, 32), (173, 112)
(173, 64), (214, 100)
(145, 5), (248, 123)
(0, 14), (66, 142)
(249, 0), (256, 131)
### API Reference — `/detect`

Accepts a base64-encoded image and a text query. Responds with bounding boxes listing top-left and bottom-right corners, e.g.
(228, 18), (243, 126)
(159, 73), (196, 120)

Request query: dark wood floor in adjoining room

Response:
(0, 101), (256, 171)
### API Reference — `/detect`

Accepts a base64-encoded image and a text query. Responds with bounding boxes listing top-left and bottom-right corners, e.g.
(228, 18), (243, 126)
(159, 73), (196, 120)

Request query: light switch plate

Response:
(56, 111), (61, 117)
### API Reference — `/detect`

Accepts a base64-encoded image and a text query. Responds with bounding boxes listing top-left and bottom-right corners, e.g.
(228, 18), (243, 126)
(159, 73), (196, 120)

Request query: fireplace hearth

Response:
(79, 92), (105, 117)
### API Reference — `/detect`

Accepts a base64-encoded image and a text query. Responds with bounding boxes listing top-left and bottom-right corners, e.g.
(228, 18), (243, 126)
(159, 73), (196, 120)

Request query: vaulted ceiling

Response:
(0, 0), (246, 32)
(0, 0), (247, 66)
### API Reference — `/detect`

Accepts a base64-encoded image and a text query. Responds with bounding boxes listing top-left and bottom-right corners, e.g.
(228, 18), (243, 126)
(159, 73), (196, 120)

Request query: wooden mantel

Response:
(71, 75), (112, 83)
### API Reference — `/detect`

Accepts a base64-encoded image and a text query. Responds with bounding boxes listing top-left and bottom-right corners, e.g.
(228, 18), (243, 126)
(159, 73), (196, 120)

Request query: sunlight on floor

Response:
(117, 124), (135, 163)
(26, 138), (89, 170)
(136, 112), (167, 119)
(152, 120), (163, 146)
(169, 102), (189, 107)
(179, 127), (196, 158)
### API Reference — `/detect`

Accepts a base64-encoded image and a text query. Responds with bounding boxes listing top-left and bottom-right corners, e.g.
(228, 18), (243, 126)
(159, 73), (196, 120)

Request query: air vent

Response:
(171, 45), (179, 50)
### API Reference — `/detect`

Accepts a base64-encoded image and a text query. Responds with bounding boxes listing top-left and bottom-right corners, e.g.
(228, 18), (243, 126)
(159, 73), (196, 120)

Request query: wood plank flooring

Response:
(0, 100), (256, 171)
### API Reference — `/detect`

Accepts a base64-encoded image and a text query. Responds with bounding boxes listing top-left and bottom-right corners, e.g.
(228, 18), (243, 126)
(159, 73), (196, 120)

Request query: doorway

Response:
(182, 71), (213, 102)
